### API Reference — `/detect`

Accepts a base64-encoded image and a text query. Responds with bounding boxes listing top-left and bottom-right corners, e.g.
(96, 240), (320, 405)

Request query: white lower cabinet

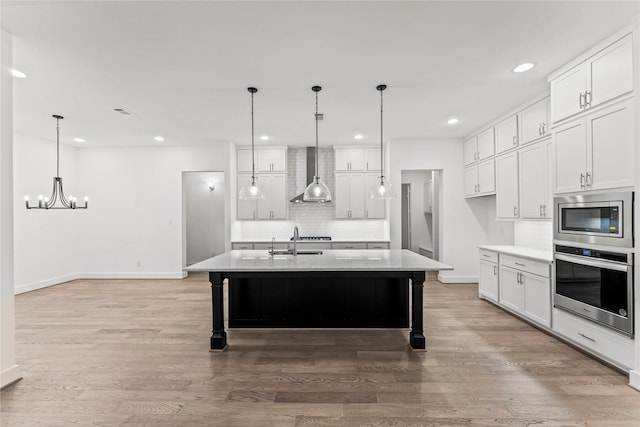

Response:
(553, 308), (634, 370)
(478, 253), (498, 303)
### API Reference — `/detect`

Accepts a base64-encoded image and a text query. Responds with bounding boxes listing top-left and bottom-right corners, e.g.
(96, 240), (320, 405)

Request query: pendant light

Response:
(368, 84), (395, 199)
(24, 115), (88, 209)
(302, 85), (332, 203)
(239, 87), (266, 200)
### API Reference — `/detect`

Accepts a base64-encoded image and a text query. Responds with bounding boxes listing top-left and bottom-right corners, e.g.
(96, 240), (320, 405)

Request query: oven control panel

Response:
(555, 245), (628, 263)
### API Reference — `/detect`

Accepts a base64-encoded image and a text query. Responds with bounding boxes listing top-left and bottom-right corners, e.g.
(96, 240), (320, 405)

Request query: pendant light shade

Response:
(239, 87), (266, 200)
(303, 85), (332, 203)
(368, 84), (396, 200)
(25, 115), (89, 210)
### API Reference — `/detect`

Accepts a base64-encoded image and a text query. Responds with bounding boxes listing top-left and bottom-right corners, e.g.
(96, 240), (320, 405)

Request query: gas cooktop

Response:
(290, 236), (332, 241)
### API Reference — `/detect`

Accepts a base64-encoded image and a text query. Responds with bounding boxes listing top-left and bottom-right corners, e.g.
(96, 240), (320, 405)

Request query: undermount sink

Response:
(268, 249), (323, 256)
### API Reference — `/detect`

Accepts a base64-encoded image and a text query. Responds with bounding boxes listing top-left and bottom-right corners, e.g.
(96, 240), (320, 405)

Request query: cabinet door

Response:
(589, 34), (633, 108)
(256, 175), (272, 219)
(335, 148), (364, 171)
(237, 175), (257, 220)
(518, 142), (545, 219)
(554, 120), (587, 194)
(364, 148), (381, 172)
(588, 100), (634, 191)
(257, 148), (286, 172)
(519, 98), (549, 145)
(365, 174), (385, 219)
(551, 63), (586, 123)
(268, 174), (287, 219)
(495, 115), (518, 154)
(334, 174), (351, 219)
(479, 260), (499, 302)
(499, 266), (523, 312)
(543, 139), (553, 218)
(463, 165), (478, 197)
(237, 149), (254, 173)
(495, 152), (519, 219)
(463, 136), (478, 165)
(477, 128), (495, 160)
(348, 174), (366, 219)
(477, 159), (495, 195)
(522, 272), (551, 327)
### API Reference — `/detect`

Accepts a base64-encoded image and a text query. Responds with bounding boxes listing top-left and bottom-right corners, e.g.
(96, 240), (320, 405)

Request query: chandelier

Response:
(25, 115), (88, 209)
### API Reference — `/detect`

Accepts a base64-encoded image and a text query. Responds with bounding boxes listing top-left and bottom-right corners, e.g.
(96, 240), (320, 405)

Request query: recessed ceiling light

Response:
(154, 136), (165, 142)
(513, 62), (535, 73)
(11, 69), (27, 78)
(73, 138), (85, 143)
(260, 135), (269, 141)
(447, 118), (459, 125)
(354, 134), (364, 140)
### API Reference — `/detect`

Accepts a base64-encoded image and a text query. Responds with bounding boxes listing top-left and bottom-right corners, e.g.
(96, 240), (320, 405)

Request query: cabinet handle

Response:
(482, 254), (491, 258)
(365, 210), (369, 218)
(474, 152), (477, 161)
(542, 204), (547, 217)
(516, 272), (521, 284)
(538, 124), (542, 136)
(585, 91), (592, 107)
(515, 262), (526, 267)
(542, 123), (546, 135)
(539, 204), (543, 217)
(513, 206), (518, 217)
(580, 173), (585, 189)
(579, 92), (585, 109)
(493, 265), (497, 275)
(512, 136), (517, 146)
(585, 172), (591, 188)
(578, 332), (596, 343)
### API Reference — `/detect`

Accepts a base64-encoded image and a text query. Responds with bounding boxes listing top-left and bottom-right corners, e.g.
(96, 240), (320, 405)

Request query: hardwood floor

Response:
(2, 272), (639, 426)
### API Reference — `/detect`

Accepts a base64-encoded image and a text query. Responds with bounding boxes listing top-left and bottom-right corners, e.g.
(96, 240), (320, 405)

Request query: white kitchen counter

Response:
(478, 245), (553, 263)
(231, 239), (390, 244)
(187, 249), (452, 272)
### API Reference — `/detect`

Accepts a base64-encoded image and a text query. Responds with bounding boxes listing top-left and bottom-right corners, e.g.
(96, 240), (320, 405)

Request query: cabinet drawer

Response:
(479, 249), (498, 263)
(367, 242), (389, 249)
(232, 243), (254, 250)
(500, 254), (549, 278)
(332, 242), (367, 250)
(553, 308), (634, 369)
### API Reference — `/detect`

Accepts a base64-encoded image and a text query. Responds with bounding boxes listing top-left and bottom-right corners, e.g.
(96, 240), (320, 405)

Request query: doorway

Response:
(182, 171), (225, 266)
(401, 169), (441, 260)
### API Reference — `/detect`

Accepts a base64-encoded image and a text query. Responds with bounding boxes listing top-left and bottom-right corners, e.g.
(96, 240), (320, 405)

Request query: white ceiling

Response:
(3, 1), (639, 148)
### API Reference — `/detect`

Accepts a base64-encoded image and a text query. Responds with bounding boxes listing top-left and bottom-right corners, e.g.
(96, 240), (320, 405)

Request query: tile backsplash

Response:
(514, 221), (553, 251)
(233, 146), (389, 241)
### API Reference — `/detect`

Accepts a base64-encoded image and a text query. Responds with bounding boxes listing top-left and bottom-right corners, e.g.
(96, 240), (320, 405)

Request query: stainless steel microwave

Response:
(554, 191), (633, 248)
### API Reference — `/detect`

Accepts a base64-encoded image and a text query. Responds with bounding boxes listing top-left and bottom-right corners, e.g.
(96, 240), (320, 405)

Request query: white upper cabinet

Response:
(364, 174), (385, 219)
(464, 160), (495, 198)
(256, 174), (287, 219)
(495, 152), (519, 219)
(257, 148), (287, 172)
(335, 148), (365, 171)
(334, 173), (366, 219)
(518, 97), (550, 145)
(550, 33), (633, 124)
(463, 128), (495, 166)
(518, 141), (551, 219)
(554, 99), (634, 194)
(495, 115), (519, 154)
(237, 147), (287, 173)
(363, 148), (381, 172)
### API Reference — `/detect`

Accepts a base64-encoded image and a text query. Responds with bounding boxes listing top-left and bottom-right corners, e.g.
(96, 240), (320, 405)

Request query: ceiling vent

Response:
(112, 108), (137, 117)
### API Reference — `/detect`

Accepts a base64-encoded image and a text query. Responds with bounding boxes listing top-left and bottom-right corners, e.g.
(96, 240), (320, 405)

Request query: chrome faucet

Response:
(292, 226), (299, 256)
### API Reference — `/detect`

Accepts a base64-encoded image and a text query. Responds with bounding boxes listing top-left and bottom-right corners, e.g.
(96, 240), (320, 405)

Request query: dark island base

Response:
(208, 270), (426, 350)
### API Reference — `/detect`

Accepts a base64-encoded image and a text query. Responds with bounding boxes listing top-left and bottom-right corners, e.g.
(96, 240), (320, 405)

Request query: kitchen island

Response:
(186, 249), (452, 350)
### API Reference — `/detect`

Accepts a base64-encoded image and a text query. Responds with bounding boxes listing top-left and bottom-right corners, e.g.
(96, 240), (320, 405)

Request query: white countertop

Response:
(231, 239), (390, 243)
(478, 245), (553, 263)
(186, 249), (453, 272)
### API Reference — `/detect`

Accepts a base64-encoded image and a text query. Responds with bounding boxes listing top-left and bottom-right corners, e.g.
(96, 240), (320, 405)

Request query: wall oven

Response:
(554, 245), (633, 336)
(554, 191), (633, 248)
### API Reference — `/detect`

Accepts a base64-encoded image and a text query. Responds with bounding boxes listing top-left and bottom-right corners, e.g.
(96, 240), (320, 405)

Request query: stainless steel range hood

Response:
(290, 147), (330, 203)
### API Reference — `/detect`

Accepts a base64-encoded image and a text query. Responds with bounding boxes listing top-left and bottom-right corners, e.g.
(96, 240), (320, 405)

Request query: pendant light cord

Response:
(251, 90), (255, 181)
(379, 87), (383, 181)
(315, 90), (319, 180)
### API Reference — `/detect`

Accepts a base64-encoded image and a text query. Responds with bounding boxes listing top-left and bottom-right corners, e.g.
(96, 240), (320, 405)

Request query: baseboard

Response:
(15, 271), (188, 294)
(630, 370), (640, 391)
(437, 274), (478, 284)
(80, 271), (188, 280)
(0, 365), (22, 389)
(15, 273), (81, 294)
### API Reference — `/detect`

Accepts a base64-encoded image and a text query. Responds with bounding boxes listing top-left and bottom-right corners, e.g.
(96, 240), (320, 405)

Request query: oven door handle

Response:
(555, 253), (631, 272)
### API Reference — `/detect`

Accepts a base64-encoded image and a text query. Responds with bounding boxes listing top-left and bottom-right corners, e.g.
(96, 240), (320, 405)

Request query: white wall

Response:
(183, 171), (226, 265)
(76, 144), (232, 278)
(13, 132), (83, 293)
(389, 138), (513, 283)
(1, 28), (21, 388)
